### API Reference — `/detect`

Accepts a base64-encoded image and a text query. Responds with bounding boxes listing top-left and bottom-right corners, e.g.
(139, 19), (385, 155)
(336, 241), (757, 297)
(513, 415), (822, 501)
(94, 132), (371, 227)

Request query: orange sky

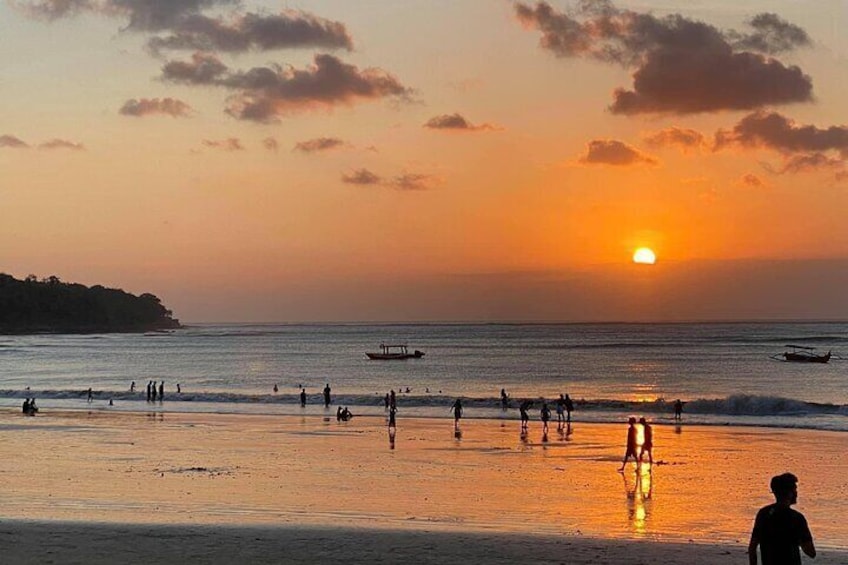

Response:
(2, 1), (848, 322)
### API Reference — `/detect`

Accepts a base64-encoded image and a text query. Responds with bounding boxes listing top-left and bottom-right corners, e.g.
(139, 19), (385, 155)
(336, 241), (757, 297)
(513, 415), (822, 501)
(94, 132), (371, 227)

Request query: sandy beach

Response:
(0, 409), (845, 563)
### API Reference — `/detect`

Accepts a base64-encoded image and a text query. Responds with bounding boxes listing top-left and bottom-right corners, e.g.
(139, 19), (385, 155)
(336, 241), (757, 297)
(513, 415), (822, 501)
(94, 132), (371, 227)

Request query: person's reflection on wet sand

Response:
(623, 465), (653, 534)
(388, 426), (396, 450)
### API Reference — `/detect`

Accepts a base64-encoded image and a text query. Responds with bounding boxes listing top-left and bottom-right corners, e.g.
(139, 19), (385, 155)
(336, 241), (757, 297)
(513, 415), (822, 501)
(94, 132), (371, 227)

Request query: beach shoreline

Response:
(1, 409), (845, 562)
(4, 520), (847, 565)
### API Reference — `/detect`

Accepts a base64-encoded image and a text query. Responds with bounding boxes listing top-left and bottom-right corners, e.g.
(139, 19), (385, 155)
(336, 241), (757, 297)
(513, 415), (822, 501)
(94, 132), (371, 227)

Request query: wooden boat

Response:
(778, 345), (831, 363)
(366, 344), (425, 360)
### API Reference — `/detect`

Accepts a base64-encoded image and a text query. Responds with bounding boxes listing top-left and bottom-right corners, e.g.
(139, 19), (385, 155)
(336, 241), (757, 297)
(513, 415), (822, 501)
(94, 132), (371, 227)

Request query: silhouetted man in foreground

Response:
(748, 472), (815, 565)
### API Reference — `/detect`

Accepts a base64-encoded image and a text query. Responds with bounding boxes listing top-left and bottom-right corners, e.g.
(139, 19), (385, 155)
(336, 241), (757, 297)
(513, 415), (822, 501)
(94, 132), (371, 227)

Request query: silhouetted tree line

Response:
(0, 273), (180, 334)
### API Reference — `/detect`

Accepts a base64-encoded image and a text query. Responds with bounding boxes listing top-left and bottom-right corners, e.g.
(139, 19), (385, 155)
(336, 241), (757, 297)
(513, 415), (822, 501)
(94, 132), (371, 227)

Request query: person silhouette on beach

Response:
(556, 394), (565, 423)
(300, 388), (307, 407)
(674, 399), (683, 421)
(158, 381), (164, 401)
(564, 394), (574, 423)
(540, 403), (551, 433)
(384, 393), (390, 409)
(748, 472), (816, 565)
(273, 384), (278, 394)
(450, 399), (463, 427)
(638, 417), (653, 466)
(150, 381), (157, 402)
(619, 417), (639, 471)
(390, 389), (396, 410)
(177, 383), (181, 394)
(22, 398), (30, 414)
(336, 406), (343, 421)
(500, 388), (509, 410)
(146, 381), (152, 402)
(323, 384), (331, 408)
(130, 381), (135, 393)
(519, 400), (532, 430)
(87, 388), (93, 403)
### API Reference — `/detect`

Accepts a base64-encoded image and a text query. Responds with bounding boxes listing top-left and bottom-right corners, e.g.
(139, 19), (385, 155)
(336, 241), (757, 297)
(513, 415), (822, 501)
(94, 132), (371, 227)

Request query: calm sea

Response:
(1, 322), (846, 431)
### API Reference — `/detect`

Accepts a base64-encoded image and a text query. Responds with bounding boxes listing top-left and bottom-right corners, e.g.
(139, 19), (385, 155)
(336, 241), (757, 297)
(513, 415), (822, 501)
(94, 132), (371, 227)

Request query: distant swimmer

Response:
(540, 403), (551, 432)
(323, 383), (331, 408)
(500, 388), (509, 410)
(564, 394), (574, 423)
(300, 388), (307, 407)
(748, 472), (816, 565)
(450, 398), (463, 426)
(674, 399), (684, 421)
(618, 417), (639, 472)
(638, 417), (653, 465)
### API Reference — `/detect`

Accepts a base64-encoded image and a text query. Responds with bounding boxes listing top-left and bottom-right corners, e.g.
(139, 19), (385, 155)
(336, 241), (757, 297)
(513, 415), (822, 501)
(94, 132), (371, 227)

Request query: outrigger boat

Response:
(774, 345), (831, 363)
(366, 344), (425, 360)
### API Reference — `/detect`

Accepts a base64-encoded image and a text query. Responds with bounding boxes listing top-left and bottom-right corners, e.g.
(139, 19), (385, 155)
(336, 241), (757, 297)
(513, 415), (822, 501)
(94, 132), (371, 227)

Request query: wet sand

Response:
(0, 409), (845, 563)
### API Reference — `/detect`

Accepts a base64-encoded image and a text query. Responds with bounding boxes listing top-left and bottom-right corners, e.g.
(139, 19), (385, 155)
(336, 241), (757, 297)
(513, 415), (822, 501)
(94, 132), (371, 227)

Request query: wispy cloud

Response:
(0, 134), (30, 148)
(423, 113), (500, 132)
(262, 137), (278, 151)
(578, 139), (657, 166)
(119, 97), (193, 117)
(162, 53), (412, 123)
(643, 127), (707, 152)
(202, 137), (243, 151)
(39, 138), (85, 150)
(341, 169), (439, 190)
(294, 137), (346, 153)
(515, 1), (812, 114)
(342, 168), (381, 185)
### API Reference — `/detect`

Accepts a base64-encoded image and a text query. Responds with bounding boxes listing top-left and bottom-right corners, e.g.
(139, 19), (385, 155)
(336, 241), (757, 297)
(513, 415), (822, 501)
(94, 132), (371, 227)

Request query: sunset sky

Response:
(3, 0), (848, 322)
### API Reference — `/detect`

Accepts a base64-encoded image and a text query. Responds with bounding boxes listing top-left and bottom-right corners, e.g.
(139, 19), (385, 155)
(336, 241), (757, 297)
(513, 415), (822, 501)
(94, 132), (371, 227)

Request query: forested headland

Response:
(0, 273), (181, 334)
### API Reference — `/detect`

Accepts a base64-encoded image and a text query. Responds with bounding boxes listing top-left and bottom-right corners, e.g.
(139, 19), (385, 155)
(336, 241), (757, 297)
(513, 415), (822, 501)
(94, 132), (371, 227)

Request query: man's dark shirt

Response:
(752, 503), (813, 565)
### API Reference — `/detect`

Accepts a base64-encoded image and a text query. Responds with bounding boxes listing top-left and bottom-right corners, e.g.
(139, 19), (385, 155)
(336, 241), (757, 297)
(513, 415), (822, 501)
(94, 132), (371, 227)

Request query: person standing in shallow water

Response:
(618, 417), (639, 471)
(638, 417), (653, 465)
(674, 399), (684, 421)
(323, 384), (331, 407)
(564, 394), (574, 423)
(748, 472), (815, 565)
(540, 403), (551, 433)
(300, 388), (307, 407)
(450, 399), (463, 427)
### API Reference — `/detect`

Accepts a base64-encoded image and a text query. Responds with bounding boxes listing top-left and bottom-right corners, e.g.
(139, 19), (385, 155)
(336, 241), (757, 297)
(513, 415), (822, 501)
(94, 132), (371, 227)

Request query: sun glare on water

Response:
(632, 247), (656, 265)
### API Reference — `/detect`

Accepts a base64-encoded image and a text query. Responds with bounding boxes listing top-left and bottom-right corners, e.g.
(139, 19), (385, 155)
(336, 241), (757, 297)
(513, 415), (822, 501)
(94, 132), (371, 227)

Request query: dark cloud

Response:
(423, 113), (499, 132)
(579, 139), (657, 166)
(643, 127), (707, 151)
(515, 1), (813, 114)
(119, 97), (193, 117)
(778, 153), (844, 174)
(14, 0), (237, 30)
(39, 138), (85, 150)
(730, 13), (811, 54)
(163, 53), (412, 123)
(294, 137), (345, 153)
(147, 10), (353, 54)
(202, 137), (243, 151)
(0, 134), (30, 148)
(262, 137), (278, 151)
(715, 111), (848, 154)
(161, 51), (229, 84)
(342, 169), (381, 185)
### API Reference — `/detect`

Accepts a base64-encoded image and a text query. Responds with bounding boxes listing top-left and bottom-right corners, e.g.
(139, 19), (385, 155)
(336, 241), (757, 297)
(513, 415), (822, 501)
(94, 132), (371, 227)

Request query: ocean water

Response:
(1, 322), (847, 431)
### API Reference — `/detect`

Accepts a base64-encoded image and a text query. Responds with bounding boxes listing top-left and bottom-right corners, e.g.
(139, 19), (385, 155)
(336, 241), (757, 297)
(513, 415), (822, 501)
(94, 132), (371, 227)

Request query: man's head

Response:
(628, 417), (636, 425)
(770, 473), (799, 505)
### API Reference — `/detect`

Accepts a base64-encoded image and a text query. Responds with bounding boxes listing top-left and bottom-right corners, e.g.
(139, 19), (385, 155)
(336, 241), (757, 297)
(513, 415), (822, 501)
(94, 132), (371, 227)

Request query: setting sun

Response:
(633, 248), (657, 265)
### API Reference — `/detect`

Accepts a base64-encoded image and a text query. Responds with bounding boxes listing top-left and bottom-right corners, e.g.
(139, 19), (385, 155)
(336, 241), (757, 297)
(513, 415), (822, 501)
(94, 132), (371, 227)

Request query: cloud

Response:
(643, 127), (707, 152)
(262, 137), (278, 151)
(778, 153), (845, 174)
(515, 1), (813, 114)
(119, 97), (193, 117)
(738, 173), (767, 189)
(0, 134), (30, 148)
(342, 168), (381, 185)
(423, 113), (500, 132)
(294, 137), (345, 153)
(202, 137), (243, 151)
(39, 139), (85, 150)
(147, 10), (353, 54)
(715, 111), (848, 154)
(389, 173), (438, 191)
(163, 52), (412, 123)
(341, 169), (438, 190)
(579, 139), (657, 166)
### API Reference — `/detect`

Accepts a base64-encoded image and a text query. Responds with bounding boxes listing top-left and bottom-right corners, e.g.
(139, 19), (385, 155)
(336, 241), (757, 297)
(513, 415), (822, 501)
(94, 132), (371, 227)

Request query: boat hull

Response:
(783, 352), (831, 363)
(366, 351), (425, 360)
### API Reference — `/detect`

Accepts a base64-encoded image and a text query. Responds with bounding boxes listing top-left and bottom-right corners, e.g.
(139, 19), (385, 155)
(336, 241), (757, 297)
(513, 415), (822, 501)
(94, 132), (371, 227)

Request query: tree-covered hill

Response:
(0, 274), (181, 334)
